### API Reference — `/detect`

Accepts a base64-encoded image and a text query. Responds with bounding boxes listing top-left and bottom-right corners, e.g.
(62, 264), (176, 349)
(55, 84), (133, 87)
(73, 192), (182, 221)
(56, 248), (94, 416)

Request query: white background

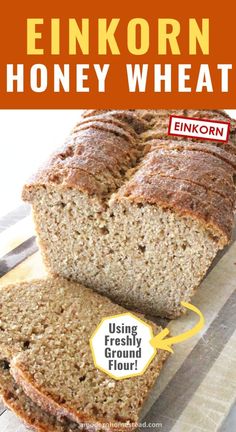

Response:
(0, 109), (235, 217)
(0, 110), (82, 216)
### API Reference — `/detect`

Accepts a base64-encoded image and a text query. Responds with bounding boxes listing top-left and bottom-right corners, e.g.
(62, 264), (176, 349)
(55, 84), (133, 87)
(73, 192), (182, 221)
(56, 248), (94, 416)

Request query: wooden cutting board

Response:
(0, 207), (235, 432)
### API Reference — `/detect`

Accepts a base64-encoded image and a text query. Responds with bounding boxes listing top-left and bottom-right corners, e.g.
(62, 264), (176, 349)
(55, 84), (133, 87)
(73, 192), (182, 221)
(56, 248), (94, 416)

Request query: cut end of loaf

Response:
(28, 187), (221, 318)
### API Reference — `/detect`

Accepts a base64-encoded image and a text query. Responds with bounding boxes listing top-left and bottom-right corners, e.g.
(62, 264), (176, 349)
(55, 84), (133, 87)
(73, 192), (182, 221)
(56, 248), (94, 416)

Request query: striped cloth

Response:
(0, 206), (235, 432)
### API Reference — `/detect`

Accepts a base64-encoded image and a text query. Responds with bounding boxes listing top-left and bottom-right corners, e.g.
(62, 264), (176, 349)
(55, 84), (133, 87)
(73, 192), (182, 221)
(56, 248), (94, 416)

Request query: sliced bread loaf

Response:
(22, 110), (236, 317)
(0, 277), (168, 431)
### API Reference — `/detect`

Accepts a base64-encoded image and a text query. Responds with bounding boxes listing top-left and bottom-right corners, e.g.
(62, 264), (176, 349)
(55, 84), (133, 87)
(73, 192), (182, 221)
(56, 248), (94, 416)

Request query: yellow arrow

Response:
(150, 302), (204, 353)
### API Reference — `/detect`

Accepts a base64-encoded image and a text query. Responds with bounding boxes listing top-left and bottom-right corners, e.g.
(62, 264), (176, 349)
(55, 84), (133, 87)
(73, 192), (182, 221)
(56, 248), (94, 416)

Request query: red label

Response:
(168, 115), (230, 143)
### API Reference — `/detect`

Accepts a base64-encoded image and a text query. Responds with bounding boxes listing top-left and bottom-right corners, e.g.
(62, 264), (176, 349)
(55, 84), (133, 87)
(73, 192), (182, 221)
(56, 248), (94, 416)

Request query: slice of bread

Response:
(22, 110), (236, 318)
(0, 278), (168, 431)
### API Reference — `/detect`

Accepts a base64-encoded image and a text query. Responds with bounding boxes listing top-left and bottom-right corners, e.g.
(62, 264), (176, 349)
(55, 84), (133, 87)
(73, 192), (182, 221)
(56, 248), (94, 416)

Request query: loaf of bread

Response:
(22, 110), (236, 317)
(0, 277), (168, 431)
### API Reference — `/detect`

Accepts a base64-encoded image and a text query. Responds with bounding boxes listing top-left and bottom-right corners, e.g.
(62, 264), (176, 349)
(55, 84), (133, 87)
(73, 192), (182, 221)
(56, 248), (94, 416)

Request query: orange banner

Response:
(1, 0), (236, 108)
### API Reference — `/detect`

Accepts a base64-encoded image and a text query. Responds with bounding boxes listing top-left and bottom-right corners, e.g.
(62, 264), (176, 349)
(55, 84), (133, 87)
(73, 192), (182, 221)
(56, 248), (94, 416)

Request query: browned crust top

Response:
(22, 110), (236, 244)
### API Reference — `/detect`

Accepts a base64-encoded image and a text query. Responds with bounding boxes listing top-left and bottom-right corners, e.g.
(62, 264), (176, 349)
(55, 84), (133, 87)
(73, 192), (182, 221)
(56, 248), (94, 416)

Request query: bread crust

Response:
(2, 378), (78, 432)
(127, 146), (235, 203)
(148, 140), (236, 169)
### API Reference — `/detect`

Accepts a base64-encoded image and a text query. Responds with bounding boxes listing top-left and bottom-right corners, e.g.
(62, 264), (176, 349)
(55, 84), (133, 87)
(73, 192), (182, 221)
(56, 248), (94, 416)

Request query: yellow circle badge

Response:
(90, 302), (204, 380)
(90, 312), (156, 380)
